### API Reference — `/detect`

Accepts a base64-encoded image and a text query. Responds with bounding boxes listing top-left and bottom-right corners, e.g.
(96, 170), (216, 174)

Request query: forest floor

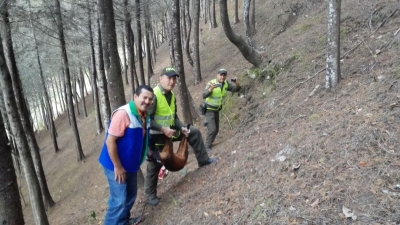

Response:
(21, 0), (400, 224)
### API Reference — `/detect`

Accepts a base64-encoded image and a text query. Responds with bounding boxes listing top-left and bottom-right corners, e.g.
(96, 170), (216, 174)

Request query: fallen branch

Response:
(221, 112), (232, 130)
(342, 7), (399, 58)
(282, 68), (326, 98)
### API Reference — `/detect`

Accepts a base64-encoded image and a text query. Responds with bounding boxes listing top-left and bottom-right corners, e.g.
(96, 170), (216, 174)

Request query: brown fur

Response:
(159, 137), (188, 171)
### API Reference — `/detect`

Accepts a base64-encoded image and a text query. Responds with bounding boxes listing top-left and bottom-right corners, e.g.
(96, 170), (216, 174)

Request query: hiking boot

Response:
(199, 158), (218, 167)
(127, 216), (143, 225)
(147, 197), (160, 206)
(205, 147), (212, 152)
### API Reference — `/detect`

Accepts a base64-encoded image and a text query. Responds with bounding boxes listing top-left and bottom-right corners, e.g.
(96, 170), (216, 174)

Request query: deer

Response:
(159, 124), (190, 171)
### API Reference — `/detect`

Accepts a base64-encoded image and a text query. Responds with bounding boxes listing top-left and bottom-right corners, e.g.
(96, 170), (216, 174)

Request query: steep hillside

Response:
(24, 0), (400, 224)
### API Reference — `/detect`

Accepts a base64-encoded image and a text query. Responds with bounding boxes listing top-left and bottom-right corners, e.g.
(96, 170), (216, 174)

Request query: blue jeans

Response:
(103, 167), (137, 225)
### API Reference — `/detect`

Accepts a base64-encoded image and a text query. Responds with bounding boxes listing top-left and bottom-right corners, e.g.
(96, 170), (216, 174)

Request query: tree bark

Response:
(144, 2), (153, 84)
(0, 33), (50, 225)
(326, 0), (341, 90)
(219, 0), (262, 67)
(234, 0), (239, 24)
(184, 0), (194, 68)
(87, 0), (103, 134)
(210, 0), (217, 28)
(121, 29), (128, 85)
(98, 0), (126, 110)
(244, 0), (256, 48)
(123, 0), (136, 97)
(79, 67), (88, 117)
(135, 0), (146, 85)
(249, 0), (256, 35)
(0, 110), (24, 225)
(171, 0), (192, 124)
(193, 0), (202, 84)
(54, 0), (85, 161)
(2, 2), (56, 209)
(96, 15), (111, 128)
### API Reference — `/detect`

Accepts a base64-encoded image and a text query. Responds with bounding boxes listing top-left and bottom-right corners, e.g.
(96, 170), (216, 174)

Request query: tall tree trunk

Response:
(2, 2), (56, 209)
(50, 77), (60, 117)
(219, 0), (262, 67)
(326, 0), (341, 90)
(193, 0), (202, 84)
(181, 0), (187, 46)
(144, 2), (153, 84)
(98, 0), (126, 110)
(171, 0), (192, 124)
(249, 0), (256, 35)
(87, 0), (103, 134)
(56, 75), (66, 112)
(135, 0), (146, 85)
(72, 72), (80, 115)
(0, 106), (24, 225)
(244, 0), (256, 48)
(0, 34), (50, 225)
(184, 0), (194, 67)
(79, 67), (88, 117)
(168, 14), (175, 66)
(28, 1), (59, 153)
(54, 0), (85, 161)
(96, 15), (111, 128)
(234, 0), (240, 24)
(121, 29), (128, 85)
(128, 26), (138, 94)
(210, 0), (217, 28)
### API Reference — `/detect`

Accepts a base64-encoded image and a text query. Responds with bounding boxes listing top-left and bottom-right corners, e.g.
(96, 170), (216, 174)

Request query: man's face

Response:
(159, 75), (177, 91)
(217, 73), (227, 83)
(134, 89), (154, 112)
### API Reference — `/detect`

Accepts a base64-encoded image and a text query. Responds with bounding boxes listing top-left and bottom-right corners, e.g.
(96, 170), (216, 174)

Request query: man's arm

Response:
(227, 80), (241, 92)
(202, 82), (214, 99)
(106, 134), (126, 183)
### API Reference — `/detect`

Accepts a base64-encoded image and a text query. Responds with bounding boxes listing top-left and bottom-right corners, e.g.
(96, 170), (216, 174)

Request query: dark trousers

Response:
(205, 110), (219, 148)
(144, 126), (209, 200)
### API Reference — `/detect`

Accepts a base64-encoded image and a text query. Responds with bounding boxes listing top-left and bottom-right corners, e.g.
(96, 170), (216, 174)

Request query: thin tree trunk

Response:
(96, 15), (111, 128)
(56, 75), (66, 112)
(54, 0), (85, 161)
(87, 0), (103, 134)
(127, 26), (138, 94)
(144, 2), (153, 84)
(249, 0), (256, 35)
(171, 0), (192, 124)
(193, 0), (202, 84)
(135, 0), (146, 85)
(234, 0), (239, 24)
(121, 29), (128, 85)
(168, 14), (175, 66)
(79, 67), (87, 117)
(0, 33), (50, 225)
(184, 0), (194, 67)
(244, 0), (256, 48)
(50, 77), (60, 117)
(219, 0), (262, 67)
(326, 0), (341, 90)
(210, 0), (217, 28)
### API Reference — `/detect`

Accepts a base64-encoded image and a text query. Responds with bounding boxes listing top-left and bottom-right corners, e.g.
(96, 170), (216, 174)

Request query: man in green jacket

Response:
(202, 69), (241, 151)
(144, 67), (218, 206)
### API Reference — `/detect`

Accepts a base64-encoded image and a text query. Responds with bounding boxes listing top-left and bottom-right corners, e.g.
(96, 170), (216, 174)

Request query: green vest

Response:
(153, 86), (176, 128)
(205, 79), (227, 110)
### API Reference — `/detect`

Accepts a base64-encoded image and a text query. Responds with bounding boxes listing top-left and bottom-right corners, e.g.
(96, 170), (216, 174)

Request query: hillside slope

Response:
(25, 0), (400, 224)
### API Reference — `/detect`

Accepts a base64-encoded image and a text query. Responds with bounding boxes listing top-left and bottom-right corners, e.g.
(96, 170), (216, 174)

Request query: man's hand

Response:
(114, 165), (126, 183)
(208, 83), (218, 92)
(161, 127), (176, 138)
(181, 127), (190, 137)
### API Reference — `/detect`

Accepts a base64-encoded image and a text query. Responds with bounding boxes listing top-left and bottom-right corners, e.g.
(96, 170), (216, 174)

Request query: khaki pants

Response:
(204, 110), (219, 149)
